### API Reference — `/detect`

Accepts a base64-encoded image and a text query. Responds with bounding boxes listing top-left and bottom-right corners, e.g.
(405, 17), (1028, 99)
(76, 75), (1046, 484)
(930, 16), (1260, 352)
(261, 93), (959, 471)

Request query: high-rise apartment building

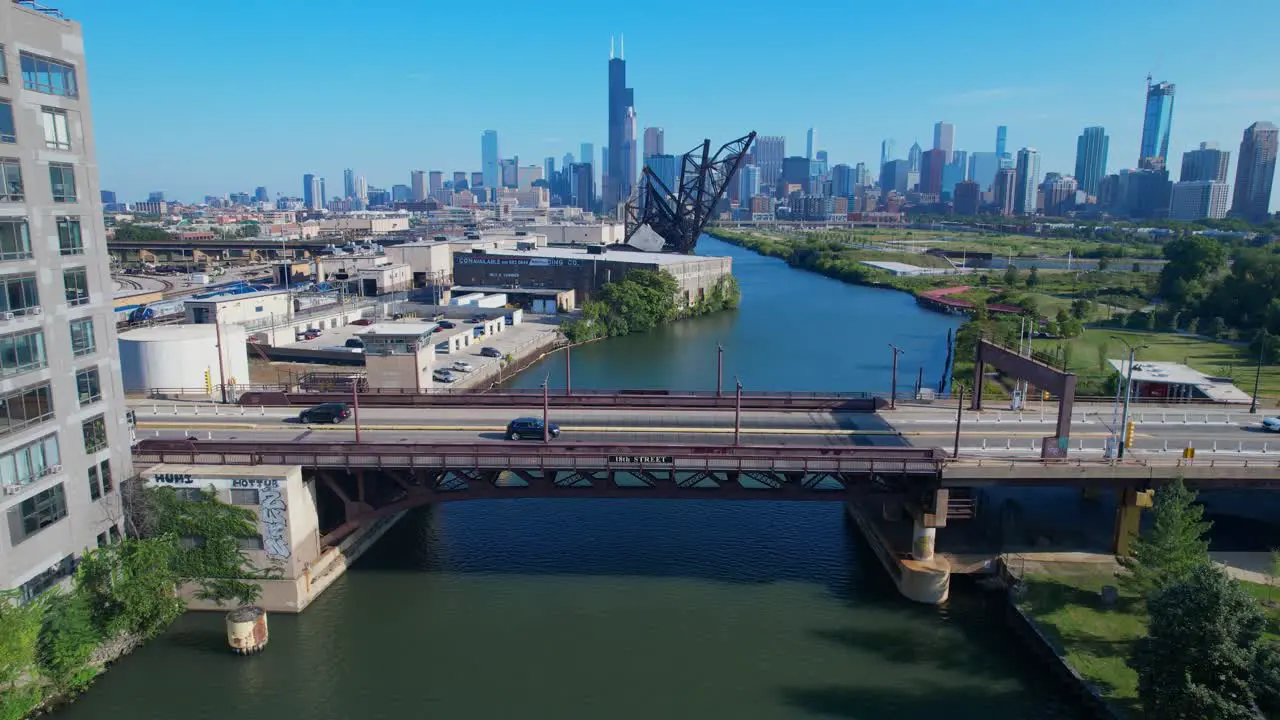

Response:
(933, 121), (955, 162)
(569, 162), (595, 211)
(481, 130), (499, 192)
(1170, 181), (1230, 220)
(831, 164), (856, 199)
(1180, 142), (1230, 183)
(302, 174), (321, 210)
(968, 152), (1000, 192)
(1014, 148), (1041, 215)
(604, 37), (635, 209)
(343, 168), (355, 199)
(319, 178), (326, 207)
(1139, 78), (1176, 170)
(995, 126), (1007, 158)
(410, 171), (427, 202)
(919, 149), (946, 195)
(254, 186), (268, 202)
(806, 128), (817, 160)
(779, 156), (811, 196)
(754, 136), (785, 189)
(643, 127), (664, 158)
(645, 154), (678, 195)
(993, 168), (1017, 216)
(428, 171), (443, 193)
(1230, 121), (1279, 223)
(1042, 174), (1079, 217)
(942, 151), (968, 199)
(880, 159), (915, 195)
(453, 171), (467, 189)
(738, 164), (761, 202)
(579, 142), (594, 182)
(954, 180), (981, 215)
(0, 3), (132, 601)
(853, 162), (870, 187)
(1074, 126), (1109, 197)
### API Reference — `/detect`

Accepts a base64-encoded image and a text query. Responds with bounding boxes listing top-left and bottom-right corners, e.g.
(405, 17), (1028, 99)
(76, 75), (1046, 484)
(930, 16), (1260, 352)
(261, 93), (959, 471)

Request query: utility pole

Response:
(716, 343), (724, 398)
(565, 344), (572, 397)
(213, 321), (228, 404)
(734, 378), (743, 446)
(542, 378), (550, 443)
(352, 380), (361, 443)
(953, 383), (965, 459)
(889, 344), (904, 410)
(1112, 337), (1147, 460)
(1251, 334), (1266, 414)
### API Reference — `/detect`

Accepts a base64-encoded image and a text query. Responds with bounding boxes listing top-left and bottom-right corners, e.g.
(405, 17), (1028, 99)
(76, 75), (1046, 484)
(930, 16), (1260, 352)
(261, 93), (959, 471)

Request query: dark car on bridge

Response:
(299, 402), (350, 424)
(505, 417), (559, 441)
(480, 346), (502, 358)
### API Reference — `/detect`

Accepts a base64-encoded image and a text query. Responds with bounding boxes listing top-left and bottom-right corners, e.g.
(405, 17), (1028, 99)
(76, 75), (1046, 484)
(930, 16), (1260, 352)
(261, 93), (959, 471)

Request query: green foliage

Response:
(36, 590), (101, 694)
(0, 590), (43, 711)
(143, 486), (268, 606)
(0, 687), (42, 720)
(1003, 264), (1019, 287)
(561, 269), (724, 343)
(1254, 642), (1280, 715)
(1131, 564), (1264, 720)
(1119, 478), (1212, 597)
(1159, 235), (1228, 304)
(110, 224), (173, 244)
(1025, 266), (1040, 288)
(75, 537), (185, 639)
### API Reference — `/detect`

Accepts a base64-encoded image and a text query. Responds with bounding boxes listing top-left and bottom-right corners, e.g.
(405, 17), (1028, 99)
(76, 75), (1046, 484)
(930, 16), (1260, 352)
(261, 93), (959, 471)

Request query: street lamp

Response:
(1251, 334), (1268, 414)
(953, 383), (965, 459)
(542, 377), (550, 443)
(734, 378), (743, 446)
(889, 344), (905, 410)
(716, 343), (724, 398)
(1111, 336), (1148, 460)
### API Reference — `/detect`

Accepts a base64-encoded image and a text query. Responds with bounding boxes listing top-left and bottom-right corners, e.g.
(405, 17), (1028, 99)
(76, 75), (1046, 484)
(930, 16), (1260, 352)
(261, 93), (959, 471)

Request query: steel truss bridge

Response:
(234, 389), (881, 412)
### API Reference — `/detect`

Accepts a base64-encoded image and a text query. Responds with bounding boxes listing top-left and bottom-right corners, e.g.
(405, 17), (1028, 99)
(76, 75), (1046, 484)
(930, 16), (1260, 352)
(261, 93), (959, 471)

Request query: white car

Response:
(452, 361), (474, 373)
(1263, 417), (1280, 433)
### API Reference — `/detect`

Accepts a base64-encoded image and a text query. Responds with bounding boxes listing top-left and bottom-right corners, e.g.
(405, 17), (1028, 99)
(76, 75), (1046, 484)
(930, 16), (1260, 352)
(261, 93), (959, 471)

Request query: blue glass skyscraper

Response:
(1074, 126), (1109, 196)
(481, 130), (499, 191)
(1139, 78), (1176, 170)
(995, 126), (1007, 157)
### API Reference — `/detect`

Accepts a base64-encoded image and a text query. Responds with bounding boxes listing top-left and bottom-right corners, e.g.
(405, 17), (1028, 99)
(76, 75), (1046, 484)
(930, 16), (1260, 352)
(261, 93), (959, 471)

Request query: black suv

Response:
(299, 402), (350, 424)
(505, 417), (560, 440)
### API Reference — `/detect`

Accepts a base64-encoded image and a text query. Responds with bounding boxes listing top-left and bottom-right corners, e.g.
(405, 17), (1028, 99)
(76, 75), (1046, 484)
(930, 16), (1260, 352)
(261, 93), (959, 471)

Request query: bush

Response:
(37, 590), (101, 694)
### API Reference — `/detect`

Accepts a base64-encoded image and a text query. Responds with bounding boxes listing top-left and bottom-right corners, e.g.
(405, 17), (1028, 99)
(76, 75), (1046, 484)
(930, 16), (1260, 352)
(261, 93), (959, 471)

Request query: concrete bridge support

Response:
(847, 489), (952, 605)
(1111, 488), (1153, 556)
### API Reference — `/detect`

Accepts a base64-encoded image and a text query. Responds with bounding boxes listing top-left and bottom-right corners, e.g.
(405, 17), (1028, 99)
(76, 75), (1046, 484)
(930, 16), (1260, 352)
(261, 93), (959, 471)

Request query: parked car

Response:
(299, 402), (349, 424)
(345, 338), (365, 349)
(438, 320), (456, 329)
(468, 314), (488, 324)
(350, 318), (374, 326)
(433, 368), (456, 383)
(452, 361), (474, 373)
(505, 417), (560, 441)
(1263, 417), (1280, 433)
(480, 346), (502, 358)
(295, 328), (322, 341)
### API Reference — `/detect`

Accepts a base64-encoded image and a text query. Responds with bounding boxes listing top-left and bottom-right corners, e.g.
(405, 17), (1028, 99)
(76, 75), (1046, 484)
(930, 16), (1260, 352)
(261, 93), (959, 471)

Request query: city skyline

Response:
(58, 0), (1280, 210)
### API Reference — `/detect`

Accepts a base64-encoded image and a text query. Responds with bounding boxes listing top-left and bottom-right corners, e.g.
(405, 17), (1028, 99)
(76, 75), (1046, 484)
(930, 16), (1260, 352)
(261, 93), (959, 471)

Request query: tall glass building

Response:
(1139, 79), (1176, 170)
(1074, 126), (1109, 196)
(481, 130), (499, 193)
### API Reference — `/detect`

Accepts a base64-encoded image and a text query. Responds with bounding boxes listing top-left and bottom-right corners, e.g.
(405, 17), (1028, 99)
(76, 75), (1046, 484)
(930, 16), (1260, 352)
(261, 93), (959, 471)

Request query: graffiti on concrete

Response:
(259, 489), (291, 559)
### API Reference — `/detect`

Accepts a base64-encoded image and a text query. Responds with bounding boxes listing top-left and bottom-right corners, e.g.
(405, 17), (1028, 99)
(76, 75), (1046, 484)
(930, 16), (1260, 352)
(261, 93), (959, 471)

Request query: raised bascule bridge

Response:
(623, 132), (756, 254)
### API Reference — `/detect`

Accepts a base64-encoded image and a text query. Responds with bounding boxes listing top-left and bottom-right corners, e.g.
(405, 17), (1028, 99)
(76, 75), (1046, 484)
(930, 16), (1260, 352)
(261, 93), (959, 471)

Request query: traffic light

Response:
(203, 368), (212, 394)
(1124, 420), (1136, 449)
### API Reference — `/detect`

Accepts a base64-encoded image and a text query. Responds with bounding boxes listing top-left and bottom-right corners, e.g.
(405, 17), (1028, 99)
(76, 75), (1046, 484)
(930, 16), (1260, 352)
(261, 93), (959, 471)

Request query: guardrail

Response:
(234, 389), (885, 412)
(132, 438), (943, 473)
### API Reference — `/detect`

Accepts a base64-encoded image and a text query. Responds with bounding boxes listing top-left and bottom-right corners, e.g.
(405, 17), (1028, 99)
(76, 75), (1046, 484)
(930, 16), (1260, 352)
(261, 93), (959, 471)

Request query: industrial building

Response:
(0, 4), (134, 601)
(451, 245), (732, 305)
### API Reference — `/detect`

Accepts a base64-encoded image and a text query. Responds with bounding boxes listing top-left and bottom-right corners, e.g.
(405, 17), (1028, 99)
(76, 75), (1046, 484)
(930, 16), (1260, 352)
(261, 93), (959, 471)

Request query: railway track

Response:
(114, 276), (144, 292)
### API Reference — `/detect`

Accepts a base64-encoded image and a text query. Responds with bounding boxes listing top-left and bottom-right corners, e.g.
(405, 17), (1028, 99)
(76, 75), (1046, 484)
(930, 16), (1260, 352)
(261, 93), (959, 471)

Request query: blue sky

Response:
(60, 0), (1280, 206)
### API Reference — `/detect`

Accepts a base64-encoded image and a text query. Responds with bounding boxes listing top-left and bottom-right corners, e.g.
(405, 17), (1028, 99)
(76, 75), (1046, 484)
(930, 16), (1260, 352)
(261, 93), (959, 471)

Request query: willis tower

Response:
(605, 35), (636, 211)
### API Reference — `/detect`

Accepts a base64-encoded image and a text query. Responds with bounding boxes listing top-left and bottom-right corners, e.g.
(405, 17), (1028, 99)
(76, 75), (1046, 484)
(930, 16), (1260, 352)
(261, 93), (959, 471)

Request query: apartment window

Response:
(19, 555), (75, 604)
(0, 434), (60, 489)
(0, 329), (46, 377)
(82, 414), (107, 454)
(100, 459), (112, 493)
(69, 318), (94, 357)
(96, 531), (107, 547)
(8, 483), (67, 548)
(19, 53), (78, 98)
(174, 488), (203, 502)
(41, 108), (70, 151)
(0, 100), (14, 143)
(50, 163), (76, 203)
(229, 488), (259, 505)
(0, 219), (32, 260)
(0, 273), (38, 315)
(0, 45), (8, 83)
(0, 382), (54, 437)
(87, 465), (100, 500)
(75, 367), (100, 405)
(57, 218), (82, 255)
(238, 535), (265, 552)
(63, 268), (88, 306)
(0, 158), (22, 201)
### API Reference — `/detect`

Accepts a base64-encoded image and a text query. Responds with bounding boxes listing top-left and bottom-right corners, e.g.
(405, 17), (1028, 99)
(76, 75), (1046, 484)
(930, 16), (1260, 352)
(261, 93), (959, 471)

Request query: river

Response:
(56, 236), (1084, 719)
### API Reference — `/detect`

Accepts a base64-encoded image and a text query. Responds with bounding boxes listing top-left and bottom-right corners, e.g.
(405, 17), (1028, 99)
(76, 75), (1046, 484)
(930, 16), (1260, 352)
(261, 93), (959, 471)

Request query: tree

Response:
(1159, 235), (1228, 303)
(1209, 316), (1228, 339)
(1026, 266), (1040, 288)
(1131, 564), (1264, 720)
(1119, 478), (1212, 597)
(1187, 316), (1200, 335)
(75, 537), (185, 639)
(36, 589), (101, 694)
(1097, 255), (1111, 272)
(1002, 264), (1019, 287)
(0, 589), (43, 714)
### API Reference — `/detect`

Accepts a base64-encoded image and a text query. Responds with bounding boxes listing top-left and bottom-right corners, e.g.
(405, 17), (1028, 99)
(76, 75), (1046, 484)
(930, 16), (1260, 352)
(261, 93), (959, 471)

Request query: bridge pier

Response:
(1111, 488), (1153, 556)
(847, 490), (951, 605)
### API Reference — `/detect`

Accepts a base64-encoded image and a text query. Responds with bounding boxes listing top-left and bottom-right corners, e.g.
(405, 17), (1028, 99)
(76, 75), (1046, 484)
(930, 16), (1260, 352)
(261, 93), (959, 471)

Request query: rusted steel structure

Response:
(971, 339), (1078, 458)
(235, 389), (884, 412)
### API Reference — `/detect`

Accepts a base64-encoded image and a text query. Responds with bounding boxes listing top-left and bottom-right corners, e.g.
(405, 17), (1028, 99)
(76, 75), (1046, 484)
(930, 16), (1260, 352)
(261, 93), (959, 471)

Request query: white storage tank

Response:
(118, 324), (251, 393)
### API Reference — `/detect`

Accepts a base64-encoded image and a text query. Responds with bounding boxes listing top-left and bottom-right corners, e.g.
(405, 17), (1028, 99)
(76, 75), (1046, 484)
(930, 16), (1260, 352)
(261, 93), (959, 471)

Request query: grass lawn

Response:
(1018, 571), (1145, 717)
(1032, 328), (1280, 404)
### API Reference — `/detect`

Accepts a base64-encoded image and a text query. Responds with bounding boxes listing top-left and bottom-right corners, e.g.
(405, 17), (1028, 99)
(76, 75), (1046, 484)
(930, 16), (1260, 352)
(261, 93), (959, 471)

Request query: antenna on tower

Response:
(620, 33), (625, 60)
(610, 36), (615, 60)
(1146, 72), (1152, 88)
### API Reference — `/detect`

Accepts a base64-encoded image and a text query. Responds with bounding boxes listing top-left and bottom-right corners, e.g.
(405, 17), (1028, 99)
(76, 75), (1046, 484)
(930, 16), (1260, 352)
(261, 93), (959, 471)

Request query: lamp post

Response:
(734, 378), (743, 447)
(1251, 334), (1267, 414)
(565, 343), (572, 397)
(889, 344), (904, 410)
(716, 343), (724, 398)
(542, 377), (550, 443)
(352, 379), (361, 443)
(1112, 336), (1147, 460)
(953, 383), (965, 459)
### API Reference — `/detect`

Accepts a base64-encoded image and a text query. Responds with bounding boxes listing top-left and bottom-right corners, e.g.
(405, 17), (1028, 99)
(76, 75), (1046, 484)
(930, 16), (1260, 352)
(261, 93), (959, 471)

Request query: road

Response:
(129, 401), (1280, 456)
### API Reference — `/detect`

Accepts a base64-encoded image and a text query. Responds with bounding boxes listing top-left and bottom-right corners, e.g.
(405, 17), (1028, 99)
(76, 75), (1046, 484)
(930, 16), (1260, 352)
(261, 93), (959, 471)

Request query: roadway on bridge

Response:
(130, 402), (1279, 456)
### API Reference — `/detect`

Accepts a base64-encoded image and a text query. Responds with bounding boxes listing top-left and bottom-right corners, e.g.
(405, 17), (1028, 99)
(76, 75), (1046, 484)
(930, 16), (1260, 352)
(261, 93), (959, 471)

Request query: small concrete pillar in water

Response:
(226, 606), (269, 655)
(911, 519), (937, 562)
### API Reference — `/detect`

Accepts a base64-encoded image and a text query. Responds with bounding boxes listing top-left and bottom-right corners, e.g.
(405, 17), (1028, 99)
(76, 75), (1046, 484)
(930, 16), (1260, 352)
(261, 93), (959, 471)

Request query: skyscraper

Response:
(544, 157), (556, 185)
(880, 139), (901, 169)
(920, 149), (946, 195)
(1074, 126), (1109, 197)
(994, 168), (1017, 216)
(1139, 78), (1176, 170)
(453, 171), (467, 189)
(779, 156), (812, 196)
(1230, 121), (1279, 223)
(738, 164), (761, 201)
(995, 126), (1007, 157)
(643, 127), (664, 158)
(303, 174), (321, 210)
(355, 176), (368, 205)
(320, 178), (326, 206)
(429, 171), (443, 193)
(621, 107), (638, 201)
(481, 130), (499, 192)
(1042, 174), (1079, 217)
(968, 152), (1000, 191)
(254, 186), (269, 202)
(646, 154), (679, 195)
(831, 164), (856, 198)
(933, 121), (955, 162)
(1180, 142), (1230, 183)
(0, 2), (133, 600)
(410, 171), (427, 202)
(1170, 181), (1230, 220)
(605, 35), (636, 209)
(580, 142), (594, 183)
(755, 136), (786, 188)
(343, 168), (355, 199)
(954, 181), (981, 215)
(1014, 148), (1041, 215)
(908, 141), (922, 173)
(806, 128), (817, 160)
